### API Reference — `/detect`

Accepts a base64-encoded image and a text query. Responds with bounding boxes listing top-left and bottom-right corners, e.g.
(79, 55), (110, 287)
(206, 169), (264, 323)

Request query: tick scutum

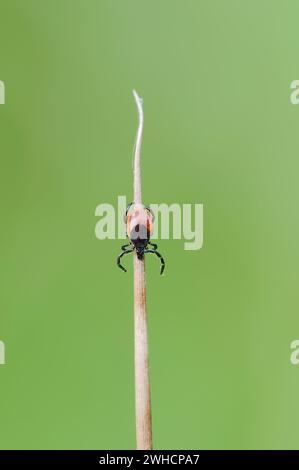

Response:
(130, 224), (150, 260)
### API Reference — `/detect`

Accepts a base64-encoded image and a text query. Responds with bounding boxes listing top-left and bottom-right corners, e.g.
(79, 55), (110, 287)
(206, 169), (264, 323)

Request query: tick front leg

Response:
(121, 243), (132, 251)
(144, 249), (165, 275)
(117, 248), (134, 272)
(148, 241), (158, 250)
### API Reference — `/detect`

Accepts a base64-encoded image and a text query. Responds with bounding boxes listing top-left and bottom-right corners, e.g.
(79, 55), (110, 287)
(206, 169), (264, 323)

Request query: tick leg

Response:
(144, 249), (165, 275)
(145, 206), (155, 222)
(148, 241), (158, 250)
(121, 243), (132, 251)
(124, 202), (134, 222)
(117, 248), (134, 272)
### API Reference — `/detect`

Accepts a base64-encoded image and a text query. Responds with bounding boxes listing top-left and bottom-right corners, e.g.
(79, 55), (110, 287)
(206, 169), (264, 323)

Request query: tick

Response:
(117, 202), (165, 275)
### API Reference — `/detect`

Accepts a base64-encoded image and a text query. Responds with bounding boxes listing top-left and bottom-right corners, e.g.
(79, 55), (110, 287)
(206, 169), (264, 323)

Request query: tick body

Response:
(117, 203), (165, 275)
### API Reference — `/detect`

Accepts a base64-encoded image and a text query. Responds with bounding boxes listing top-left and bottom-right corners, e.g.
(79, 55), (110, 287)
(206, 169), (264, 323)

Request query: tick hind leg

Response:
(145, 206), (155, 222)
(144, 248), (165, 275)
(117, 248), (134, 272)
(124, 202), (134, 222)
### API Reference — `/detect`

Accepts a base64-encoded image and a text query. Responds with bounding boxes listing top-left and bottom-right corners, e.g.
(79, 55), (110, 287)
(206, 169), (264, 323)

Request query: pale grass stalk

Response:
(132, 90), (153, 450)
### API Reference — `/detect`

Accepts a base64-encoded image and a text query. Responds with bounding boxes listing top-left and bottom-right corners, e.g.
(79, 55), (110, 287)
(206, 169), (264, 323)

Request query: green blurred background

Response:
(0, 0), (299, 450)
